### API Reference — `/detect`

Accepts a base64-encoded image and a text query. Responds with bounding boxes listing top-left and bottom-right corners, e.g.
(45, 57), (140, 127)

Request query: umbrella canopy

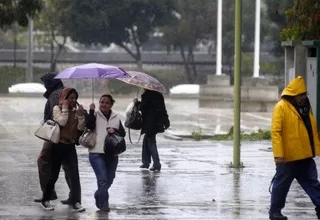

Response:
(117, 71), (166, 93)
(54, 63), (129, 79)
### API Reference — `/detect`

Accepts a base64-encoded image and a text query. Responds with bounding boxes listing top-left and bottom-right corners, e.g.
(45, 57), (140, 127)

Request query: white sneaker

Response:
(41, 201), (54, 211)
(73, 202), (85, 212)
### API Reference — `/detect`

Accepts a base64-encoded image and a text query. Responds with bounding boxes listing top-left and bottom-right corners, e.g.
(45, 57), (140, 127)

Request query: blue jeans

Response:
(142, 134), (161, 168)
(270, 158), (320, 214)
(89, 153), (118, 209)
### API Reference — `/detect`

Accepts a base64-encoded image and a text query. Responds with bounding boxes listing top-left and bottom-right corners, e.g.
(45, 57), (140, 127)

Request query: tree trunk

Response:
(13, 33), (17, 68)
(136, 50), (143, 71)
(188, 46), (197, 79)
(131, 29), (143, 71)
(51, 44), (64, 72)
(179, 45), (193, 83)
(118, 42), (143, 71)
(50, 31), (55, 72)
(51, 36), (67, 72)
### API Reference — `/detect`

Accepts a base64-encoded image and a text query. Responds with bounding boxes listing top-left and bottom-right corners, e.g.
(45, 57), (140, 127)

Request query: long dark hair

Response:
(66, 88), (79, 100)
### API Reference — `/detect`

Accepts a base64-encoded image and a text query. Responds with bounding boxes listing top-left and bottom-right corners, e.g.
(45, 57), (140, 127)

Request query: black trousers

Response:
(37, 141), (71, 198)
(42, 143), (81, 204)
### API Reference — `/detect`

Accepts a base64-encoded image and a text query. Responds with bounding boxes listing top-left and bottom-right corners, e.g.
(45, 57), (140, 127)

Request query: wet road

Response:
(0, 97), (318, 219)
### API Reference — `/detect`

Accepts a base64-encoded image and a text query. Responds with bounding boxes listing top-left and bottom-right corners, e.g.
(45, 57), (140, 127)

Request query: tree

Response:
(64, 0), (176, 70)
(264, 0), (294, 55)
(280, 0), (320, 41)
(217, 0), (266, 75)
(35, 0), (71, 71)
(162, 0), (216, 83)
(216, 0), (287, 75)
(0, 0), (42, 28)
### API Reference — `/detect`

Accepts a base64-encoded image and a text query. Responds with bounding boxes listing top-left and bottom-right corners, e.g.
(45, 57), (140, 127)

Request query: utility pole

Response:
(232, 0), (242, 168)
(26, 16), (34, 82)
(253, 0), (261, 78)
(216, 0), (223, 75)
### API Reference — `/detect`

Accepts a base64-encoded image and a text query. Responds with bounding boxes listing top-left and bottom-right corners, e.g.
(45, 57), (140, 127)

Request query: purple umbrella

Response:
(54, 63), (129, 101)
(54, 63), (129, 79)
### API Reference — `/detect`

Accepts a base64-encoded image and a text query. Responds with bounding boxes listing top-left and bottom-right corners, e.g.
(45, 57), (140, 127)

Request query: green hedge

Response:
(0, 66), (189, 94)
(0, 66), (50, 93)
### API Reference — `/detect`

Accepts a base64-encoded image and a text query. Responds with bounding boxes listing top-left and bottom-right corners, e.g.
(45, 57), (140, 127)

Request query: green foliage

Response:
(64, 0), (176, 63)
(192, 127), (203, 141)
(264, 0), (294, 55)
(241, 53), (254, 76)
(220, 0), (282, 67)
(190, 125), (271, 141)
(0, 0), (42, 28)
(241, 53), (284, 76)
(161, 0), (215, 82)
(260, 61), (284, 76)
(35, 0), (71, 36)
(280, 0), (320, 41)
(34, 0), (71, 71)
(0, 66), (49, 93)
(162, 0), (215, 49)
(212, 128), (271, 141)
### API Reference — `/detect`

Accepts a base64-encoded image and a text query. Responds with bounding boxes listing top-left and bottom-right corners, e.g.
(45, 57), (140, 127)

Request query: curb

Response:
(163, 133), (183, 141)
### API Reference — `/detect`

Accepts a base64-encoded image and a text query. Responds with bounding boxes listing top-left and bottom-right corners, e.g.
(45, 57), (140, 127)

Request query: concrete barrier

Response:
(199, 76), (279, 112)
(199, 96), (276, 112)
(200, 85), (279, 101)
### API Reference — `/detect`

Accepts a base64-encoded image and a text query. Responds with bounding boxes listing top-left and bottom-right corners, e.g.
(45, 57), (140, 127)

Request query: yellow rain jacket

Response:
(272, 76), (320, 162)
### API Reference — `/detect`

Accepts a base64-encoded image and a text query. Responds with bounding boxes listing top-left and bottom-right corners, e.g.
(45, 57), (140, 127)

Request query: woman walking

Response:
(41, 87), (85, 212)
(86, 94), (126, 211)
(134, 89), (170, 171)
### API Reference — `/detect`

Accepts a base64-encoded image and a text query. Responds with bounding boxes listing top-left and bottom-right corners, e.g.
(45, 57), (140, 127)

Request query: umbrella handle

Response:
(136, 87), (140, 97)
(92, 79), (94, 103)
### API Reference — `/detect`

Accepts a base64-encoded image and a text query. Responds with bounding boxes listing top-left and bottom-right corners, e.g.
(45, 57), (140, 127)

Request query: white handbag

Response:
(34, 120), (60, 144)
(79, 128), (96, 149)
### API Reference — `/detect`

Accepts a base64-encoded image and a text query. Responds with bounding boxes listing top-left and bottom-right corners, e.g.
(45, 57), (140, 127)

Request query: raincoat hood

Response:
(41, 73), (64, 99)
(58, 87), (78, 106)
(281, 76), (307, 97)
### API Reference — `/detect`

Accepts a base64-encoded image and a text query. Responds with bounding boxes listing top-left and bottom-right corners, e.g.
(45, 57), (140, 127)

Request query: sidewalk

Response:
(0, 97), (317, 219)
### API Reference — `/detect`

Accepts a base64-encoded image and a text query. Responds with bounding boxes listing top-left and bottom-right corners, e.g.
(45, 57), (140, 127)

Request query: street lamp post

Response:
(26, 16), (34, 82)
(253, 0), (261, 78)
(233, 0), (242, 168)
(216, 0), (223, 76)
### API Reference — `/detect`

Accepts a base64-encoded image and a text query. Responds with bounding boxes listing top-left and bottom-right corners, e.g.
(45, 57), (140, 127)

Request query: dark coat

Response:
(140, 90), (170, 135)
(41, 73), (64, 120)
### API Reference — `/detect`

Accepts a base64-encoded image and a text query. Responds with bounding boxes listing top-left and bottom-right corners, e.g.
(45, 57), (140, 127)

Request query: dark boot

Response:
(269, 212), (288, 220)
(149, 166), (161, 172)
(140, 164), (149, 169)
(60, 198), (72, 205)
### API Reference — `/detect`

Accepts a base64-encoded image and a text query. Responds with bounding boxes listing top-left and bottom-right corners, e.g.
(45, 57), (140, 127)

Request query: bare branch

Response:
(118, 42), (138, 61)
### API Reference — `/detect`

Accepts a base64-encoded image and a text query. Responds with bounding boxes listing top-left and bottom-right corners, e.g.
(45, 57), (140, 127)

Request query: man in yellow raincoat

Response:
(269, 76), (320, 220)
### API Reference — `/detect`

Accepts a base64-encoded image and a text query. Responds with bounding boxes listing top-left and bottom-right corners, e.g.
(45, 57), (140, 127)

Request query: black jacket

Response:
(139, 90), (170, 135)
(41, 73), (64, 120)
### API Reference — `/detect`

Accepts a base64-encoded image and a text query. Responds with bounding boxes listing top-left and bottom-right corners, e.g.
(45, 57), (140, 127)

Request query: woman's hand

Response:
(107, 127), (115, 134)
(76, 104), (84, 116)
(62, 99), (69, 106)
(90, 103), (95, 110)
(133, 97), (138, 104)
